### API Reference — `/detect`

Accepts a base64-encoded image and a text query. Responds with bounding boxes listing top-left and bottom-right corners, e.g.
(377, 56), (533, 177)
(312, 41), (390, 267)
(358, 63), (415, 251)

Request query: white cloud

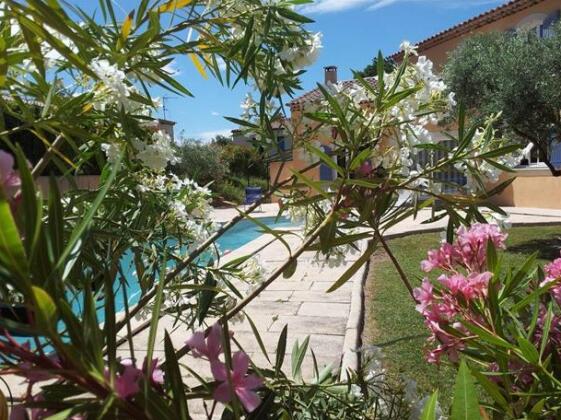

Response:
(301, 0), (501, 14)
(301, 0), (369, 13)
(194, 128), (233, 142)
(211, 111), (221, 116)
(217, 57), (227, 71)
(163, 61), (181, 76)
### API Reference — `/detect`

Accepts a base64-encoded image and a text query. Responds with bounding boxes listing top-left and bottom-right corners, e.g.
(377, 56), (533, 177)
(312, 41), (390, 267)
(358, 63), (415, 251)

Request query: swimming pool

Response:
(111, 216), (294, 316)
(217, 216), (294, 253)
(39, 216), (294, 330)
(13, 216), (295, 346)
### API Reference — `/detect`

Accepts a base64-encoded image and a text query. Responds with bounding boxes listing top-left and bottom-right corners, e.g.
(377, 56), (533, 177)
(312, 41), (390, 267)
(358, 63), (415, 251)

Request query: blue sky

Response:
(77, 0), (504, 141)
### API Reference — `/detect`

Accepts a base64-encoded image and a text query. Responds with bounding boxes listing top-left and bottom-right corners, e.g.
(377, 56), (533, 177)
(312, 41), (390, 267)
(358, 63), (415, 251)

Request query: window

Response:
(518, 131), (561, 169)
(540, 10), (560, 39)
(268, 131), (293, 162)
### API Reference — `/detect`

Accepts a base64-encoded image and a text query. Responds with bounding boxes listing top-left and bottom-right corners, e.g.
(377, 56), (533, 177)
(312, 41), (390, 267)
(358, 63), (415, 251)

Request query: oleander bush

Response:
(0, 1), (537, 418)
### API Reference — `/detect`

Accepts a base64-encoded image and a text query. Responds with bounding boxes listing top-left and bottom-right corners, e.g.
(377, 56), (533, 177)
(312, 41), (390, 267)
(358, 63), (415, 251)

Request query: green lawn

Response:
(363, 224), (561, 407)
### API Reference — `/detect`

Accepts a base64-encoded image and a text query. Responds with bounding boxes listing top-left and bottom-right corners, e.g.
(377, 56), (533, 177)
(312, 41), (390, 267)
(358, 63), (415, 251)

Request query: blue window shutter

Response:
(540, 10), (560, 38)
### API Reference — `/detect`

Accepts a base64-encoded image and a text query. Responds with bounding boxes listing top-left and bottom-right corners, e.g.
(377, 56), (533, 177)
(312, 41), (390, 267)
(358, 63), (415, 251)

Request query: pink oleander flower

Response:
(438, 272), (492, 301)
(542, 254), (561, 306)
(144, 358), (165, 386)
(9, 404), (27, 420)
(185, 323), (224, 361)
(545, 254), (561, 280)
(0, 150), (21, 194)
(456, 223), (507, 272)
(421, 242), (458, 272)
(107, 357), (165, 400)
(211, 352), (263, 413)
(426, 325), (464, 364)
(114, 363), (142, 399)
(413, 278), (433, 313)
(488, 360), (534, 390)
(357, 161), (373, 177)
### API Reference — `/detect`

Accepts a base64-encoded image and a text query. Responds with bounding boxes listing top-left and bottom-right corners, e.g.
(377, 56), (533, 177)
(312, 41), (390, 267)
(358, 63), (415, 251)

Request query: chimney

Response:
(324, 65), (337, 84)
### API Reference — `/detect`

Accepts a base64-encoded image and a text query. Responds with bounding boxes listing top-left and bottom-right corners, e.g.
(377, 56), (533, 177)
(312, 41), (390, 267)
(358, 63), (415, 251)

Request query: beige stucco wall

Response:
(269, 108), (337, 201)
(486, 169), (561, 209)
(36, 175), (100, 196)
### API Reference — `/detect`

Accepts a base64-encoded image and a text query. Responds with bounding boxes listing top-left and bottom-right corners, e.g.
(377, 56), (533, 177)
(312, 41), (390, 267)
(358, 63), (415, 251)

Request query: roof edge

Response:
(388, 0), (545, 61)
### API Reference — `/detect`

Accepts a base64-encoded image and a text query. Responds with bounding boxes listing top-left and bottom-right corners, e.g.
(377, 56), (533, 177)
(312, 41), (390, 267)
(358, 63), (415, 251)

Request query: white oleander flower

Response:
(240, 93), (257, 120)
(136, 130), (179, 172)
(241, 257), (266, 290)
(101, 142), (122, 164)
(400, 40), (418, 56)
(91, 59), (132, 111)
(482, 211), (511, 230)
(279, 32), (322, 70)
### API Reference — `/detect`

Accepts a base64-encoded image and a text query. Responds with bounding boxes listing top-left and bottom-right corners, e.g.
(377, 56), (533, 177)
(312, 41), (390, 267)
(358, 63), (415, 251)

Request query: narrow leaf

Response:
(451, 360), (481, 420)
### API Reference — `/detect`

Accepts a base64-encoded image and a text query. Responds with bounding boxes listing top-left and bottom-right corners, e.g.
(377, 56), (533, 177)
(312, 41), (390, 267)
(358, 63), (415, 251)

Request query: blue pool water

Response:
(108, 216), (294, 316)
(15, 216), (294, 346)
(217, 216), (294, 253)
(97, 216), (295, 318)
(111, 216), (295, 314)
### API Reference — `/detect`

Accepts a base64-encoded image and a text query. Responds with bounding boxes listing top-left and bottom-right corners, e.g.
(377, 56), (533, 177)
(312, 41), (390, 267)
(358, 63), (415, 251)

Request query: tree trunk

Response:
(513, 128), (561, 177)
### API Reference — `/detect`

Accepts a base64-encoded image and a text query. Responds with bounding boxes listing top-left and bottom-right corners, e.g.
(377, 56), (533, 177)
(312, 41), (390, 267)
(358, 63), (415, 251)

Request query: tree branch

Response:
(113, 161), (320, 333)
(375, 230), (416, 301)
(31, 133), (65, 179)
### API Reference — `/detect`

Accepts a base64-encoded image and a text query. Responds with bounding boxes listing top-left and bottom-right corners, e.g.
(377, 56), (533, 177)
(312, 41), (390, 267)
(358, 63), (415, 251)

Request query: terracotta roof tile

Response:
(288, 76), (377, 107)
(389, 0), (546, 61)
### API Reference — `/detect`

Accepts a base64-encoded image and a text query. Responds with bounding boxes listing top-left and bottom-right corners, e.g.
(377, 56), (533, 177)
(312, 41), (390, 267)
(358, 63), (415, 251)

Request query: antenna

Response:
(161, 96), (178, 120)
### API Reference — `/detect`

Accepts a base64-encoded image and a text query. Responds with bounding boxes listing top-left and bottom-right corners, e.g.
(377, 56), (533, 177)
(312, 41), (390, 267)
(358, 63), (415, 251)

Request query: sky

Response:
(76, 0), (505, 141)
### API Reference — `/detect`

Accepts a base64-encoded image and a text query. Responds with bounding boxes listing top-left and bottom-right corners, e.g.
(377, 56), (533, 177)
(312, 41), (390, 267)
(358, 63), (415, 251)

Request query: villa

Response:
(269, 0), (561, 209)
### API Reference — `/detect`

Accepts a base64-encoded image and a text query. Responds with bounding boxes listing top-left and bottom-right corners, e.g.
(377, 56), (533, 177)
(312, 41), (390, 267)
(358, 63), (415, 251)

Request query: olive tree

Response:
(444, 24), (561, 175)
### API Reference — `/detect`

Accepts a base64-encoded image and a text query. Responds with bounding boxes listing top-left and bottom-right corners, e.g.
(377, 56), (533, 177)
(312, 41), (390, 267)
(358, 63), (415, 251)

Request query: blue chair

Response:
(244, 186), (263, 211)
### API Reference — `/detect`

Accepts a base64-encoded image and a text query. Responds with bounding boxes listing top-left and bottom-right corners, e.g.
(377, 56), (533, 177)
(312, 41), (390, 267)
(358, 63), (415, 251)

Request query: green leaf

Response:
(158, 0), (193, 13)
(451, 360), (481, 420)
(275, 6), (314, 23)
(275, 325), (288, 375)
(462, 322), (514, 350)
(290, 169), (330, 199)
(198, 271), (217, 325)
(326, 241), (375, 293)
(283, 259), (297, 279)
(31, 286), (57, 332)
(517, 336), (539, 364)
(56, 153), (122, 279)
(539, 302), (553, 359)
(47, 176), (64, 266)
(0, 190), (29, 285)
(164, 332), (189, 420)
(501, 251), (537, 299)
(146, 254), (167, 364)
(245, 315), (270, 363)
(486, 239), (497, 272)
(470, 369), (511, 415)
(349, 148), (373, 171)
(420, 391), (439, 420)
(0, 35), (6, 87)
(291, 336), (309, 379)
(306, 143), (343, 177)
(376, 50), (385, 101)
